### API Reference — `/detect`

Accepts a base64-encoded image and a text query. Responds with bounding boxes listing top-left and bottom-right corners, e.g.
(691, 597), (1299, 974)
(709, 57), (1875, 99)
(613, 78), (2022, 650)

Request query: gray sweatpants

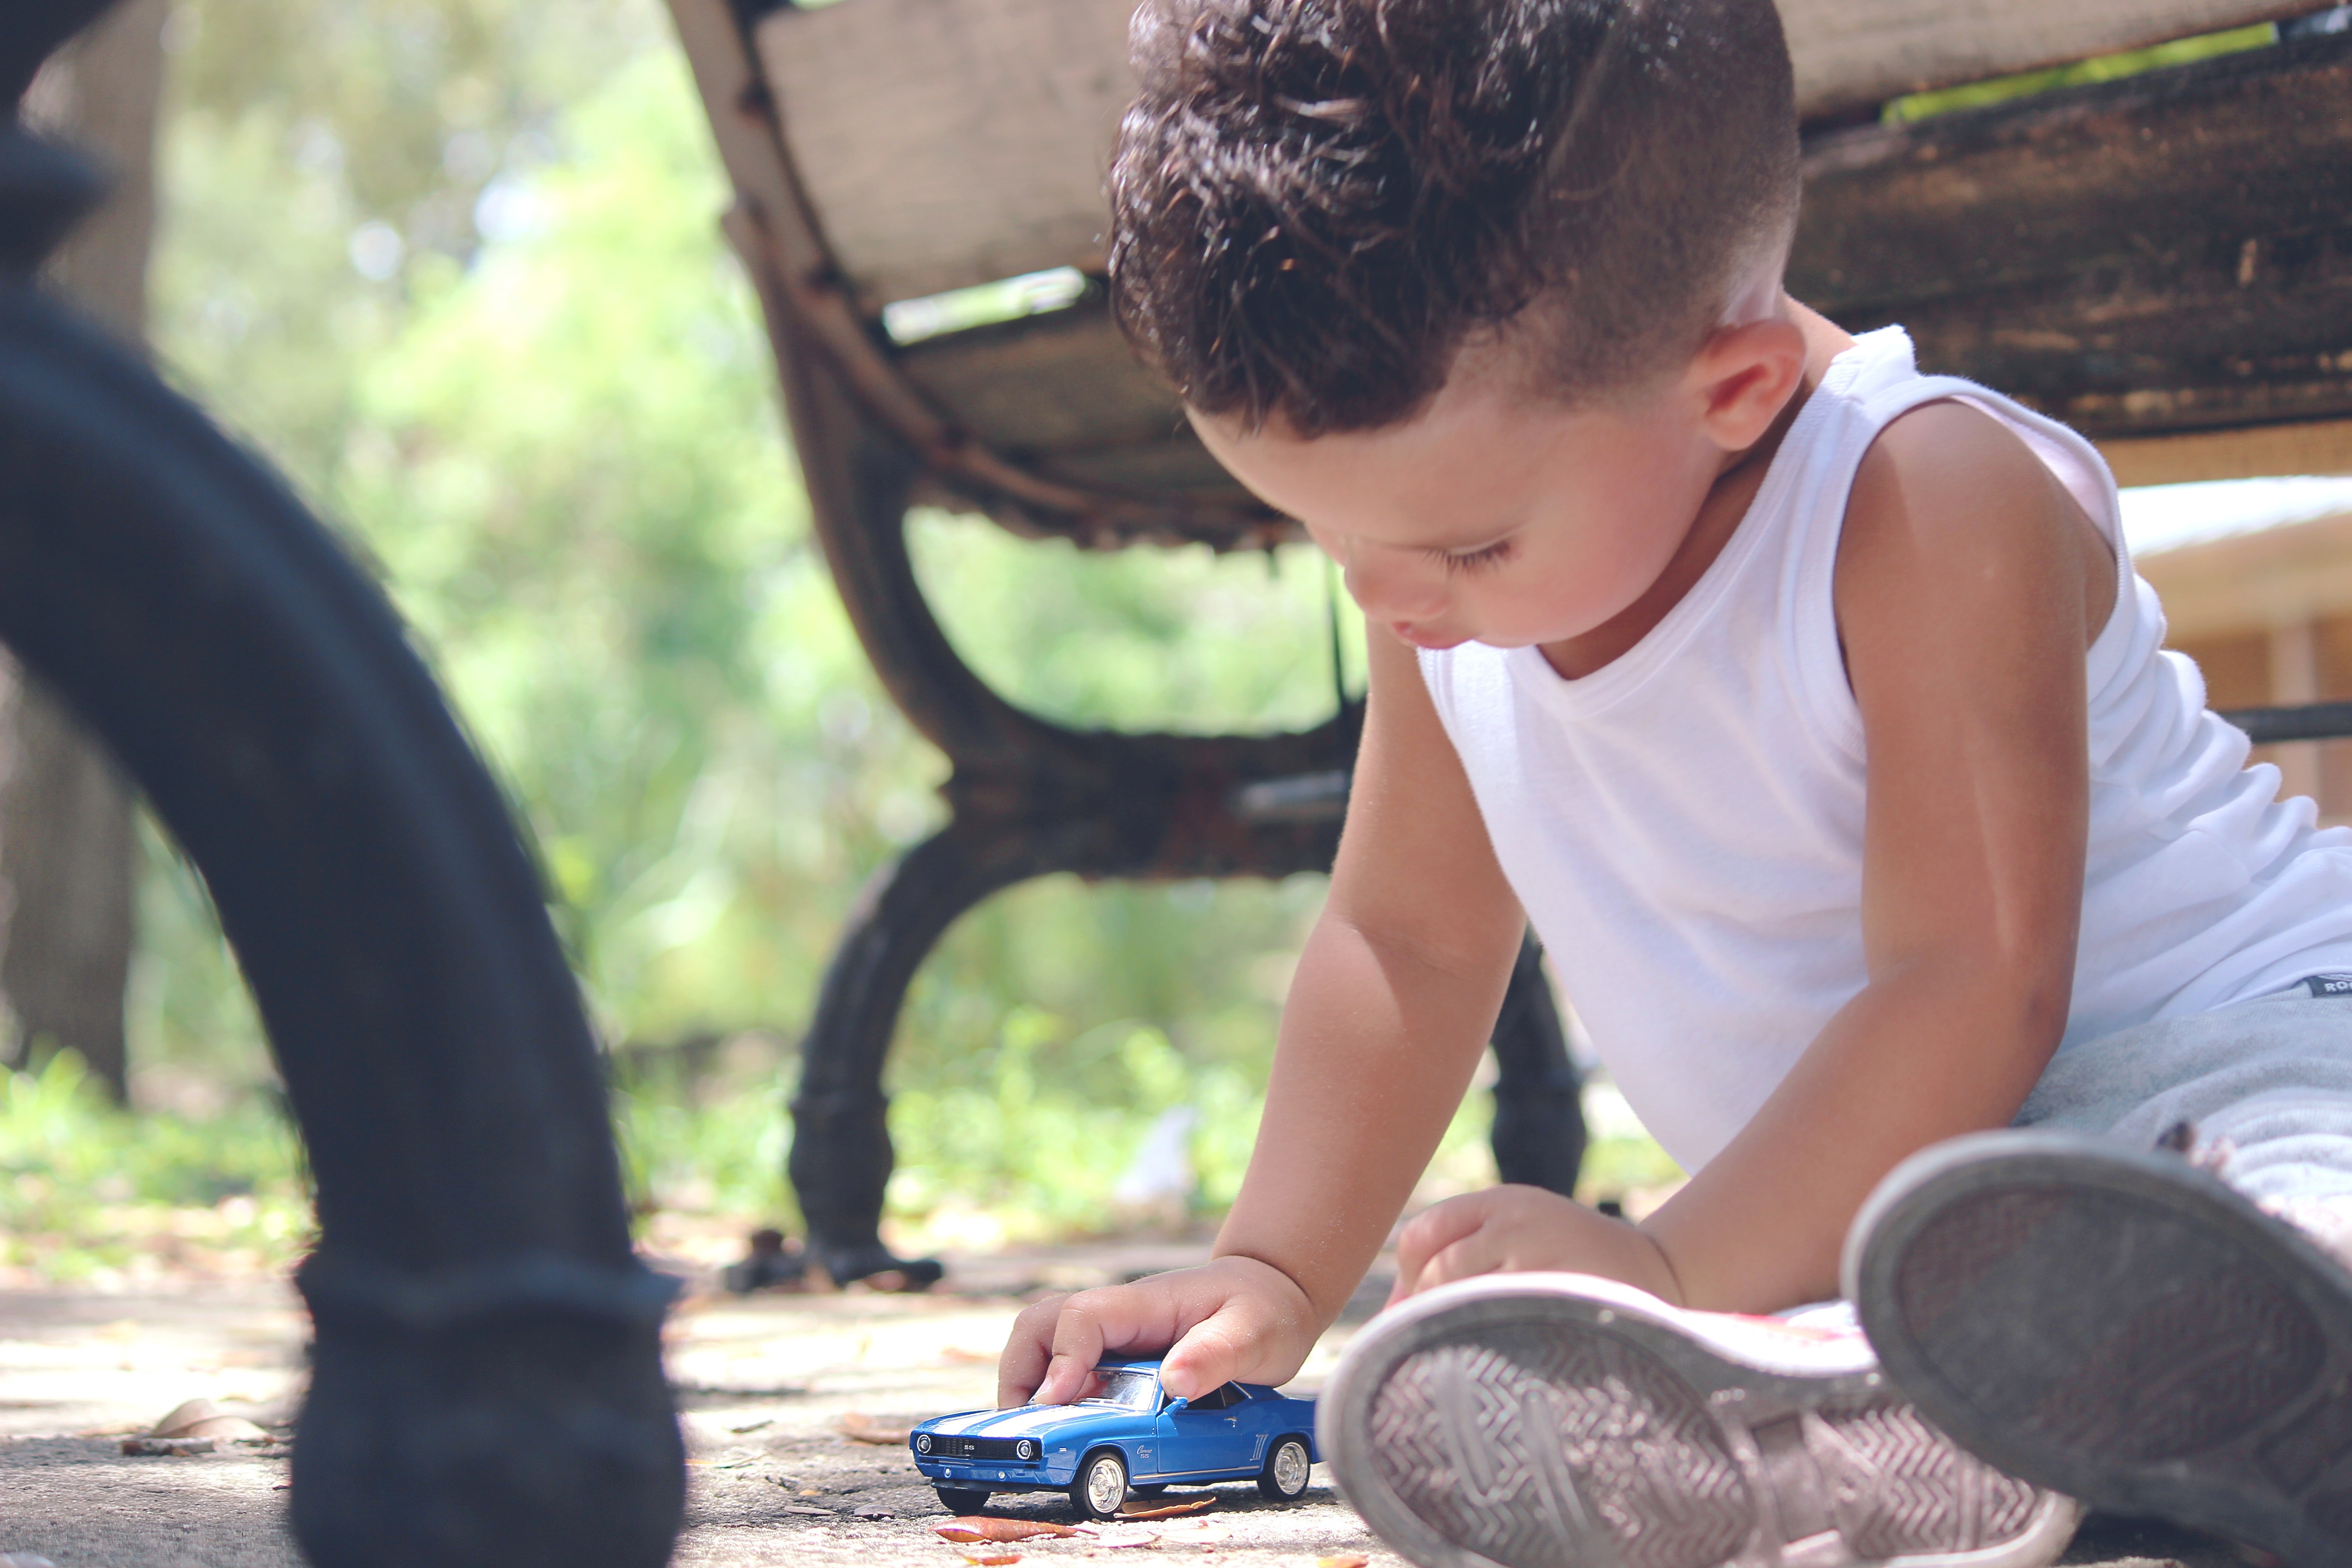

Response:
(1784, 979), (2352, 1331)
(2015, 978), (2352, 1257)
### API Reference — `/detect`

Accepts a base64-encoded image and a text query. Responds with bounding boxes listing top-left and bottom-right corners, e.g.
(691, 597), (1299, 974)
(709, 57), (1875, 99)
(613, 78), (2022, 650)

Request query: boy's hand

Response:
(998, 1255), (1321, 1408)
(1388, 1185), (1684, 1307)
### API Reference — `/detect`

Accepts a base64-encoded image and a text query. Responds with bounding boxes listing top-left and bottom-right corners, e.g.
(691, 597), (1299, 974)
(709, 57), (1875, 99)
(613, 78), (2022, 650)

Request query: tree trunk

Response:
(0, 0), (167, 1098)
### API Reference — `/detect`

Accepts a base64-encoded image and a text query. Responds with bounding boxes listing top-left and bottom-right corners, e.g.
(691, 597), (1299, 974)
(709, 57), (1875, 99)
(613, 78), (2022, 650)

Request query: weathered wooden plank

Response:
(758, 0), (1135, 306)
(897, 32), (2352, 467)
(756, 0), (2332, 307)
(1037, 436), (1251, 500)
(895, 302), (1186, 453)
(1779, 0), (2332, 118)
(892, 302), (1260, 505)
(1792, 31), (2352, 442)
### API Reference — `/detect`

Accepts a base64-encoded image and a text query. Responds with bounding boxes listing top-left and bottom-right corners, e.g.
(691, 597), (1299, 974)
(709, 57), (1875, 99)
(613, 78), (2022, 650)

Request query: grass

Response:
(0, 1051), (314, 1285)
(6, 1031), (1682, 1283)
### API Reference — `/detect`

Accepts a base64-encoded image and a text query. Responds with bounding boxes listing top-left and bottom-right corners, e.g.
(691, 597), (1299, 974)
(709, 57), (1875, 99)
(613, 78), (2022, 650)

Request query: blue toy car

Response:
(908, 1358), (1320, 1519)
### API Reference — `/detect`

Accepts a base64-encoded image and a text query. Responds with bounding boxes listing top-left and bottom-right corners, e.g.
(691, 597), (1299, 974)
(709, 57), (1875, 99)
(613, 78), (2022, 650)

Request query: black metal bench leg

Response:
(789, 818), (1040, 1287)
(0, 265), (680, 1564)
(1488, 932), (1587, 1199)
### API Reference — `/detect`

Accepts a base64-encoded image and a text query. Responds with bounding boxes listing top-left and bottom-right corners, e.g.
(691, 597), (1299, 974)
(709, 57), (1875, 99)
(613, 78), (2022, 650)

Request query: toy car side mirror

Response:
(1162, 1396), (1188, 1415)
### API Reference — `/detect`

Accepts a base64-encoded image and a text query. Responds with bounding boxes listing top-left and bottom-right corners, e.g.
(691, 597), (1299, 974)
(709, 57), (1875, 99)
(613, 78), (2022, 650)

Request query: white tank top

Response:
(1419, 326), (2352, 1174)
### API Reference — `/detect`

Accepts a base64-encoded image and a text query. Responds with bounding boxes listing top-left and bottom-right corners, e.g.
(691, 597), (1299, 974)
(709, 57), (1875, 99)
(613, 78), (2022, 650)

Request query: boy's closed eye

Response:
(1426, 540), (1515, 574)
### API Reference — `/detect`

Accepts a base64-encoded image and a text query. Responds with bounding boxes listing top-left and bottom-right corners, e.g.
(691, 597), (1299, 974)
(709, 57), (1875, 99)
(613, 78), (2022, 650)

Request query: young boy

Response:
(998, 2), (2352, 1563)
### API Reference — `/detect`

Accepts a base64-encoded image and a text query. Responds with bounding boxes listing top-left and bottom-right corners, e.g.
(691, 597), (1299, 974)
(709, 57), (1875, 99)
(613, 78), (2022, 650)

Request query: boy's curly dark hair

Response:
(1108, 0), (1800, 435)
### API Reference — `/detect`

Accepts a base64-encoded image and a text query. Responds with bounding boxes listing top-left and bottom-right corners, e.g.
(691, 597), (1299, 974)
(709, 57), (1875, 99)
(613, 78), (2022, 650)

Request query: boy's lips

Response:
(1392, 622), (1470, 651)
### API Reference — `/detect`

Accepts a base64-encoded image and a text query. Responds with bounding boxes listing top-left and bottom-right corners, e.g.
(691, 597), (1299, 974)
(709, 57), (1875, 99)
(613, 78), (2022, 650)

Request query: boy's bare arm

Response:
(1636, 399), (2117, 1311)
(998, 626), (1527, 1405)
(1211, 627), (1531, 1318)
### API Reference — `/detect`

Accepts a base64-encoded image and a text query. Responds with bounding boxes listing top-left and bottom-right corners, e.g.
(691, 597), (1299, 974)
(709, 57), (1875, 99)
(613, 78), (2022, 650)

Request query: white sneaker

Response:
(1849, 1129), (2352, 1568)
(1318, 1271), (2081, 1568)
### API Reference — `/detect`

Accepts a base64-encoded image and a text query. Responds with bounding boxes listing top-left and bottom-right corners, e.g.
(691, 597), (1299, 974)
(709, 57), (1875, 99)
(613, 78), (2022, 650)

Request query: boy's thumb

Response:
(1156, 1333), (1229, 1401)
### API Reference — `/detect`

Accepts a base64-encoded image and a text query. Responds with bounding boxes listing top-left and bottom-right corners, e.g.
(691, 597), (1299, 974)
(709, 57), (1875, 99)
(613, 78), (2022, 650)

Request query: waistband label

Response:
(2305, 974), (2352, 999)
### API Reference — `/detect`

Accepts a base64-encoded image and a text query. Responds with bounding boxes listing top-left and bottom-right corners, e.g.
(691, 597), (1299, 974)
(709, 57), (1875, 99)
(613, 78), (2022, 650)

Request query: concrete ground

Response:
(0, 1239), (2270, 1568)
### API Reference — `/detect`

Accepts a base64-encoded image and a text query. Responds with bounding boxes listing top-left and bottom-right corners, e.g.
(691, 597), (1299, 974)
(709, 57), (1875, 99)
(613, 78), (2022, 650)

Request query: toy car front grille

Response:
(921, 1436), (1040, 1464)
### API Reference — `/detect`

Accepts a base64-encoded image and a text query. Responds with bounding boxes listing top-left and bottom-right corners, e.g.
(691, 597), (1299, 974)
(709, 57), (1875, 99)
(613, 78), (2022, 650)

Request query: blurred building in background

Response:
(2143, 499), (2352, 823)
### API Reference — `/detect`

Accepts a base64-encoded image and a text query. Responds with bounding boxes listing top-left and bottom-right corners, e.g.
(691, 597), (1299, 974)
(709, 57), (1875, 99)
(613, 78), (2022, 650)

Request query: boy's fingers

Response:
(1391, 1193), (1501, 1300)
(997, 1259), (1313, 1408)
(998, 1293), (1072, 1407)
(1406, 1230), (1506, 1297)
(1037, 1304), (1111, 1406)
(1030, 1280), (1196, 1405)
(1157, 1306), (1253, 1399)
(1161, 1273), (1320, 1396)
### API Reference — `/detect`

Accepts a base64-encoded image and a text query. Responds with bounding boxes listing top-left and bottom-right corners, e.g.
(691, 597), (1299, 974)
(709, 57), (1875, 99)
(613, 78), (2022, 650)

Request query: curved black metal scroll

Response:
(0, 126), (682, 1568)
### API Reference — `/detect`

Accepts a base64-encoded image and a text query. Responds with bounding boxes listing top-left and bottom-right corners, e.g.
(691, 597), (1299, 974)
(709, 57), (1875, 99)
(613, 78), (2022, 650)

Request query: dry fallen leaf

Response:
(1118, 1499), (1217, 1520)
(1084, 1529), (1159, 1549)
(148, 1399), (270, 1443)
(936, 1519), (1081, 1543)
(1317, 1555), (1369, 1568)
(149, 1399), (217, 1436)
(121, 1436), (216, 1457)
(1155, 1522), (1230, 1547)
(954, 1551), (1023, 1566)
(838, 1412), (912, 1445)
(780, 1506), (836, 1518)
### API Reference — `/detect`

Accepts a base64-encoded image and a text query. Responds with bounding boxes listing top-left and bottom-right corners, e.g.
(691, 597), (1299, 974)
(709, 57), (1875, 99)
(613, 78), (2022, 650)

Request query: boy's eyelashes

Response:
(1427, 540), (1515, 575)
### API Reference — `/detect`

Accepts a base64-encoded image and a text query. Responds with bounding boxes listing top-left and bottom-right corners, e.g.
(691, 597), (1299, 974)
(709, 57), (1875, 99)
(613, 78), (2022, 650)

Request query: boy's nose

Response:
(1342, 545), (1447, 622)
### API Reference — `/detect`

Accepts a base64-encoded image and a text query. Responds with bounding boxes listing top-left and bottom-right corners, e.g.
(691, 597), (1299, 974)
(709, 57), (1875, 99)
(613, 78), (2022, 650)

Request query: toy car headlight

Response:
(915, 1433), (932, 1454)
(1015, 1440), (1037, 1460)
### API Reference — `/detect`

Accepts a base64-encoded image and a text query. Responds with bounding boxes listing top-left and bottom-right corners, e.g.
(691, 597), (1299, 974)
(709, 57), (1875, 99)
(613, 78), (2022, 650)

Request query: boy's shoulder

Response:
(1839, 397), (2097, 598)
(1832, 390), (2117, 747)
(1857, 397), (2053, 500)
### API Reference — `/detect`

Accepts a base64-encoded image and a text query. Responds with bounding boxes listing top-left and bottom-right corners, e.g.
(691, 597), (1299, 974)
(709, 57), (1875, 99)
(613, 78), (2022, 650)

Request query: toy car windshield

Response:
(1073, 1367), (1156, 1411)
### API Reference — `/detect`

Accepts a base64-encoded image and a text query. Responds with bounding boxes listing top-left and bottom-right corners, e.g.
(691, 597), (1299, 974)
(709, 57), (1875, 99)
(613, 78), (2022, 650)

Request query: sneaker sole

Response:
(1847, 1130), (2352, 1568)
(1318, 1272), (2080, 1568)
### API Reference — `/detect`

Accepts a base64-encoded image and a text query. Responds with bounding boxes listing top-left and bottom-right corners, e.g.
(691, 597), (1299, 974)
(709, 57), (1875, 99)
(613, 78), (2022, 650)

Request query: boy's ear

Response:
(1689, 317), (1808, 452)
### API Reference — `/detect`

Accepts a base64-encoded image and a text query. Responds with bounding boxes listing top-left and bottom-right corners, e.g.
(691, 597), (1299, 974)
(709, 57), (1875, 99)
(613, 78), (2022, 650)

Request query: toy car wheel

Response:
(935, 1487), (991, 1514)
(1258, 1436), (1312, 1501)
(1071, 1450), (1129, 1520)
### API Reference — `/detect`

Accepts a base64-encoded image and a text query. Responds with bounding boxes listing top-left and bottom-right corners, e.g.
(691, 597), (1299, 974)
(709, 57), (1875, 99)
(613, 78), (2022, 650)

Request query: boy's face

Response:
(1190, 367), (1726, 657)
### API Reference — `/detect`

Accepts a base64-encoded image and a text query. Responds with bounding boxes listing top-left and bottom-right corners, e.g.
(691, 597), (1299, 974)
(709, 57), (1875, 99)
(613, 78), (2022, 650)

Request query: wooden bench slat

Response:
(759, 0), (1135, 307)
(1780, 0), (2326, 117)
(1036, 437), (1251, 500)
(1793, 31), (2352, 443)
(870, 32), (2352, 476)
(758, 0), (2332, 308)
(896, 303), (1185, 453)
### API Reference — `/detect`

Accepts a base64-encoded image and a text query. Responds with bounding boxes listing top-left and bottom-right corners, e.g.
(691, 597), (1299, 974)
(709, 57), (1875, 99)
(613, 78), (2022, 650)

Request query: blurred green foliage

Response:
(0, 1052), (312, 1282)
(113, 0), (1553, 1247)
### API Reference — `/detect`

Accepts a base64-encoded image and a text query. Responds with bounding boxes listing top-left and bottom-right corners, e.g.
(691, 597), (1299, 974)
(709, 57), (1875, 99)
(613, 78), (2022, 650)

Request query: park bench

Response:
(664, 0), (2352, 1287)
